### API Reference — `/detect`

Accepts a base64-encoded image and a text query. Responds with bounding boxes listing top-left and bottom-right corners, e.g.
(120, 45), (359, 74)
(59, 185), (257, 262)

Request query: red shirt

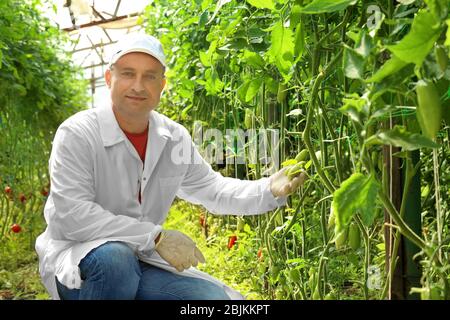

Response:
(123, 126), (149, 203)
(123, 127), (148, 163)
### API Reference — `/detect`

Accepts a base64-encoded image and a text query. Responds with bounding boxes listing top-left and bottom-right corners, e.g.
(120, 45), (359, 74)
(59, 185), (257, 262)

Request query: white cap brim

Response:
(109, 48), (167, 69)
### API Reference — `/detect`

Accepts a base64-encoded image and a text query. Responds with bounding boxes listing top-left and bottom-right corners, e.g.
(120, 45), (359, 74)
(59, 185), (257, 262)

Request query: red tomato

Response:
(41, 188), (49, 197)
(4, 186), (11, 194)
(19, 193), (26, 203)
(199, 214), (205, 227)
(257, 248), (263, 260)
(228, 235), (237, 249)
(11, 224), (21, 233)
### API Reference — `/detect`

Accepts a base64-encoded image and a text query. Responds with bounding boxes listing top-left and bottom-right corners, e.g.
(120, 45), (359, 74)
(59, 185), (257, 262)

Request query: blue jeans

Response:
(55, 241), (230, 300)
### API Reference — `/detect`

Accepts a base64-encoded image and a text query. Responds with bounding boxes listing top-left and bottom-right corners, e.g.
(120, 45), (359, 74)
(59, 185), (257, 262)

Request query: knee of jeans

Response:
(203, 284), (231, 300)
(80, 241), (141, 282)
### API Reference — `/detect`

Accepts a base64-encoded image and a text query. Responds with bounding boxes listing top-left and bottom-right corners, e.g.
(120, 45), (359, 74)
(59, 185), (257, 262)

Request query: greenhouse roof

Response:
(46, 0), (150, 108)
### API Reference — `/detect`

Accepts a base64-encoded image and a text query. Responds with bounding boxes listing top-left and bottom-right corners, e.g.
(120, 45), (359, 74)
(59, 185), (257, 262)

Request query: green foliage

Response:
(366, 125), (440, 150)
(343, 45), (365, 79)
(332, 173), (379, 233)
(0, 0), (88, 131)
(0, 0), (88, 299)
(246, 0), (275, 10)
(267, 21), (295, 81)
(387, 10), (442, 66)
(366, 56), (409, 83)
(164, 200), (267, 299)
(0, 218), (49, 300)
(140, 0), (450, 299)
(298, 0), (358, 14)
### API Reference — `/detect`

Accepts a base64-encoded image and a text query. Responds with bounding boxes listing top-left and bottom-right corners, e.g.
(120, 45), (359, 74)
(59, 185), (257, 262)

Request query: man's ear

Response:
(105, 69), (112, 88)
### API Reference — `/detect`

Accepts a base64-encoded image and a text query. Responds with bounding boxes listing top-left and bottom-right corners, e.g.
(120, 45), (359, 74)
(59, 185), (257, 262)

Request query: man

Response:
(35, 33), (306, 300)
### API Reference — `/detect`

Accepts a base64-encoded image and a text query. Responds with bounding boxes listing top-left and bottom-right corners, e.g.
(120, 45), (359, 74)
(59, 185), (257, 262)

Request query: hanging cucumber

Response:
(244, 108), (253, 129)
(348, 223), (361, 250)
(435, 45), (448, 73)
(277, 82), (287, 104)
(335, 227), (348, 250)
(295, 149), (310, 162)
(415, 80), (442, 140)
(328, 206), (336, 230)
(286, 161), (305, 179)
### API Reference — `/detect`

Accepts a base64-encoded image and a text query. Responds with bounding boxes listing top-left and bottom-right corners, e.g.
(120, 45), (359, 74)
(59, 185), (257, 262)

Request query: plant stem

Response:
(378, 191), (426, 251)
(433, 147), (442, 261)
(354, 215), (370, 299)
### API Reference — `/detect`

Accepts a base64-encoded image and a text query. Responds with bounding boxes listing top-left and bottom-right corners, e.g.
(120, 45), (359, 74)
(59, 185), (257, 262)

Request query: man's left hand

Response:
(269, 167), (307, 198)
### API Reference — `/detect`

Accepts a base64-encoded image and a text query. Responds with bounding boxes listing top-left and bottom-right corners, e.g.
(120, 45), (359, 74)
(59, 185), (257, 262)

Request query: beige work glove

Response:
(154, 230), (206, 272)
(269, 166), (307, 198)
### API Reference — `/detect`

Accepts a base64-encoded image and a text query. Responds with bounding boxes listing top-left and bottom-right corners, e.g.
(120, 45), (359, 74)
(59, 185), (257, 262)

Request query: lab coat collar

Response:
(96, 105), (125, 147)
(95, 105), (172, 147)
(143, 111), (172, 183)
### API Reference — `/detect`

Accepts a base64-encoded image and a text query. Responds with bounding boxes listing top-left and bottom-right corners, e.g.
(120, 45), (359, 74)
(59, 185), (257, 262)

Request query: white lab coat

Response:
(35, 104), (286, 300)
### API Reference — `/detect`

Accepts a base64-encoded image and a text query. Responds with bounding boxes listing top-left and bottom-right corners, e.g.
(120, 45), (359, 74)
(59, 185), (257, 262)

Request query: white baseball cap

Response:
(108, 33), (167, 69)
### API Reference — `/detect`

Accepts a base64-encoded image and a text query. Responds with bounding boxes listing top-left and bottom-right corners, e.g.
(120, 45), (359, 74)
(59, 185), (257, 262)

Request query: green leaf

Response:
(264, 76), (278, 94)
(199, 51), (211, 67)
(340, 93), (369, 123)
(242, 50), (265, 68)
(346, 30), (359, 43)
(299, 0), (357, 14)
(199, 40), (218, 67)
(343, 45), (365, 79)
(198, 10), (209, 28)
(238, 78), (263, 102)
(182, 16), (200, 28)
(237, 81), (251, 102)
(201, 0), (213, 10)
(245, 77), (264, 102)
(267, 21), (295, 81)
(366, 55), (409, 83)
(424, 0), (449, 21)
(332, 173), (379, 233)
(12, 83), (27, 96)
(365, 125), (440, 150)
(355, 31), (373, 58)
(246, 0), (275, 10)
(203, 68), (224, 95)
(387, 10), (442, 66)
(207, 0), (232, 24)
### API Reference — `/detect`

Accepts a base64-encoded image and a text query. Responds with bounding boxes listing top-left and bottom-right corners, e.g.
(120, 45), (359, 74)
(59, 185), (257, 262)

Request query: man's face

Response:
(105, 52), (166, 117)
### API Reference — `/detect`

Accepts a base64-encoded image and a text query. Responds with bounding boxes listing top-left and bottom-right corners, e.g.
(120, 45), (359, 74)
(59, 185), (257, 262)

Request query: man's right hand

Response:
(154, 229), (206, 272)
